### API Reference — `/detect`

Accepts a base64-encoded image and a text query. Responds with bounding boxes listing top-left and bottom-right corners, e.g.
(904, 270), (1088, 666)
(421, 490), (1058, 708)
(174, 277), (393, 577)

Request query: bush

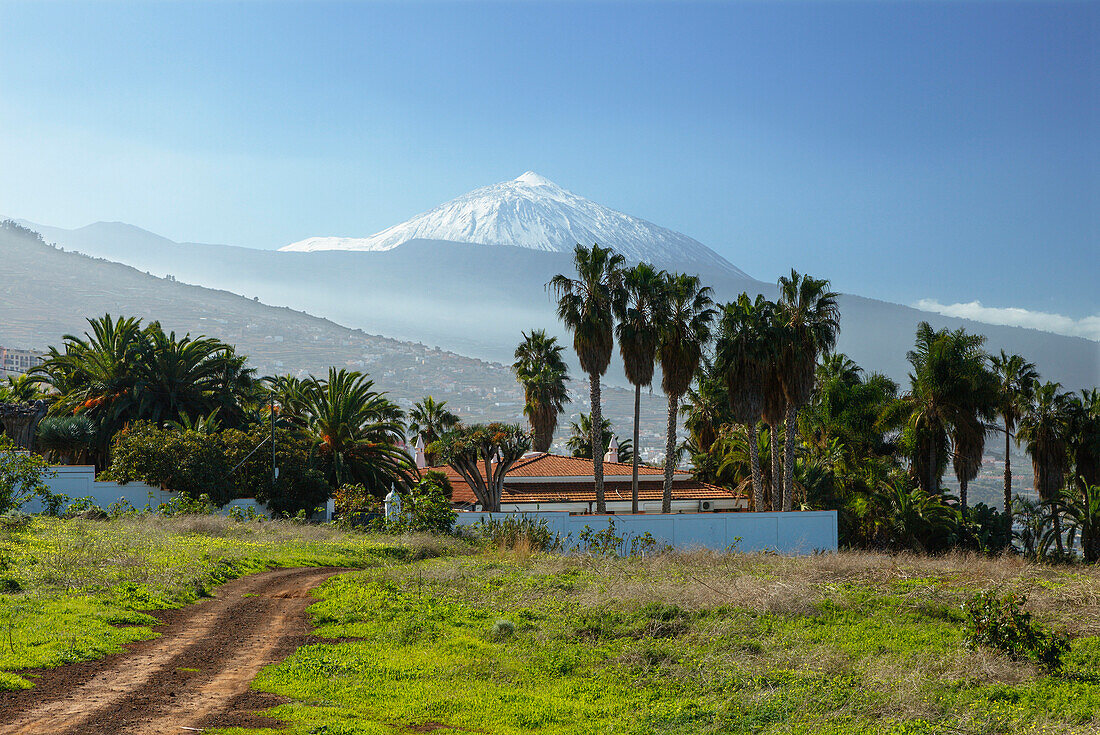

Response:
(157, 493), (216, 516)
(0, 435), (53, 513)
(963, 503), (1013, 553)
(103, 422), (233, 505)
(468, 514), (562, 552)
(257, 467), (330, 518)
(963, 590), (1069, 671)
(402, 471), (456, 533)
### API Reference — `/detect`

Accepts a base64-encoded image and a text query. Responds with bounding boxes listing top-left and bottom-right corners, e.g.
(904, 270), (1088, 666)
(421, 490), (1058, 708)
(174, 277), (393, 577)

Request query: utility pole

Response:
(270, 392), (277, 492)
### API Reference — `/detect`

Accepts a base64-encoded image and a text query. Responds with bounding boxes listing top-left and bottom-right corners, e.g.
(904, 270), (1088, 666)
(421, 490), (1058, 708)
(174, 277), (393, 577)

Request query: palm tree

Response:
(512, 330), (570, 453)
(896, 323), (989, 496)
(1067, 389), (1100, 495)
(407, 396), (460, 465)
(614, 262), (666, 512)
(0, 374), (47, 403)
(1051, 484), (1100, 562)
(1017, 381), (1073, 554)
(990, 351), (1039, 531)
(549, 244), (625, 513)
(32, 315), (253, 466)
(715, 294), (774, 511)
(775, 270), (841, 511)
(298, 368), (414, 494)
(948, 353), (998, 511)
(656, 273), (715, 513)
(565, 412), (633, 463)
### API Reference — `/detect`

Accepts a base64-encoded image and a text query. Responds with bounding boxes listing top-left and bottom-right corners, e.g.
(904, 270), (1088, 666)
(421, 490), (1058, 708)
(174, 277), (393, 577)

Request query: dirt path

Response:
(0, 566), (350, 735)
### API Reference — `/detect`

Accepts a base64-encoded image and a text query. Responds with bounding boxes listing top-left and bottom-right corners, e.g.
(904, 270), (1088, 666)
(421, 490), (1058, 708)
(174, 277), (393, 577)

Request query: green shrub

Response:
(402, 471), (456, 533)
(468, 514), (562, 552)
(963, 590), (1069, 671)
(157, 493), (216, 516)
(0, 435), (52, 513)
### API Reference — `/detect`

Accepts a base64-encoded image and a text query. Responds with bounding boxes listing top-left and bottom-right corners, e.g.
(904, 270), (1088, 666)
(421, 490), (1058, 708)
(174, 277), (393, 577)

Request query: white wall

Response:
(21, 465), (177, 513)
(455, 510), (838, 554)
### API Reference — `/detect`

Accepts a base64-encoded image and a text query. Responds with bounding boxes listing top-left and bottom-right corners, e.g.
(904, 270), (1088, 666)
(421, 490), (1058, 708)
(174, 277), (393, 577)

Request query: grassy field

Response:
(239, 550), (1100, 735)
(0, 515), (462, 690)
(4, 519), (1100, 734)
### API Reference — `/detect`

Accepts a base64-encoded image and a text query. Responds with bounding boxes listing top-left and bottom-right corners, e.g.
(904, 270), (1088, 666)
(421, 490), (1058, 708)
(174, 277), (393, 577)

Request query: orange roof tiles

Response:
(418, 452), (743, 506)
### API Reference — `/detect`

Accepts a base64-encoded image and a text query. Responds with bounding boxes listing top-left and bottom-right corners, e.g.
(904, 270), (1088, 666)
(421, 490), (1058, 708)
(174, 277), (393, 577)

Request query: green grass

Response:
(0, 515), (463, 689)
(232, 551), (1100, 735)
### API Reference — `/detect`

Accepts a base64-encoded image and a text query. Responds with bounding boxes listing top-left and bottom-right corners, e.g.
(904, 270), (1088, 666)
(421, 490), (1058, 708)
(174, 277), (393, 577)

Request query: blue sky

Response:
(0, 1), (1096, 326)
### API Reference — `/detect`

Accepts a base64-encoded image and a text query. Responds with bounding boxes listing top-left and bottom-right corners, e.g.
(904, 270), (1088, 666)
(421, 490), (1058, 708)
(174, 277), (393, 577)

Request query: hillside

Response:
(26, 217), (1099, 391)
(0, 222), (666, 450)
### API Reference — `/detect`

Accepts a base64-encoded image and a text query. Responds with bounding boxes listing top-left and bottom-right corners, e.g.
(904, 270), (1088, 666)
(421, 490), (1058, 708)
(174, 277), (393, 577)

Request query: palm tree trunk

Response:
(591, 374), (605, 513)
(662, 392), (678, 513)
(769, 422), (782, 513)
(631, 383), (641, 514)
(960, 477), (968, 512)
(928, 442), (938, 495)
(747, 422), (764, 512)
(1053, 511), (1065, 555)
(1003, 421), (1013, 543)
(783, 404), (797, 512)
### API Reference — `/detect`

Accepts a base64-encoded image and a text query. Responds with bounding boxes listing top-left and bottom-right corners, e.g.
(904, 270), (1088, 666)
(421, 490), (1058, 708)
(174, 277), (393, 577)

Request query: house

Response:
(416, 445), (747, 514)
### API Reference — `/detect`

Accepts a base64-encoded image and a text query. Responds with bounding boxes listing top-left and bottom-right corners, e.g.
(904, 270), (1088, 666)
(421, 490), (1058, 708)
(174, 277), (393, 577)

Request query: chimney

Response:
(414, 436), (427, 469)
(603, 435), (618, 464)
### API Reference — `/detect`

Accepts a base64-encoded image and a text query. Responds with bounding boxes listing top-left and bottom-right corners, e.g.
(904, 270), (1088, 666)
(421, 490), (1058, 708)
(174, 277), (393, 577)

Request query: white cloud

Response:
(914, 300), (1100, 342)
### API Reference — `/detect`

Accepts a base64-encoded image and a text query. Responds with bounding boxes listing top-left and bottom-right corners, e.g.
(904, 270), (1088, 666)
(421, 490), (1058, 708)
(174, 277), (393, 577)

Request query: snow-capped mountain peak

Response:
(281, 172), (746, 275)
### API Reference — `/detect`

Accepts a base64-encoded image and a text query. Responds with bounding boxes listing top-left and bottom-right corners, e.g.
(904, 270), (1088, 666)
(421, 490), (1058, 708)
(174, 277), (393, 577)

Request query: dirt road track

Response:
(0, 566), (349, 735)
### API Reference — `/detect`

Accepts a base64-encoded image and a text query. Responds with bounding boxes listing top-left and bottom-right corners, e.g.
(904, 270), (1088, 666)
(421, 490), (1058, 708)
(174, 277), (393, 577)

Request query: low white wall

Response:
(22, 465), (176, 513)
(455, 510), (838, 554)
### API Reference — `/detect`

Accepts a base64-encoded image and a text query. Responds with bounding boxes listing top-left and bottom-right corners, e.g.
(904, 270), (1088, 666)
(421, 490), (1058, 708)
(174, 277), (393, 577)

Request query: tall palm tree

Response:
(715, 294), (774, 511)
(614, 262), (666, 512)
(656, 273), (715, 513)
(1067, 389), (1100, 495)
(990, 351), (1039, 529)
(948, 353), (997, 511)
(775, 270), (841, 511)
(512, 330), (570, 453)
(896, 323), (989, 497)
(407, 396), (459, 465)
(761, 359), (788, 511)
(1017, 381), (1073, 555)
(298, 368), (413, 494)
(549, 244), (625, 513)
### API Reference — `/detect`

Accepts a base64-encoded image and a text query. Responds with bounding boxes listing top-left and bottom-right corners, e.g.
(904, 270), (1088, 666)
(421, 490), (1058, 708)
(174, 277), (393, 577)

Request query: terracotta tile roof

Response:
(418, 453), (743, 506)
(505, 452), (675, 477)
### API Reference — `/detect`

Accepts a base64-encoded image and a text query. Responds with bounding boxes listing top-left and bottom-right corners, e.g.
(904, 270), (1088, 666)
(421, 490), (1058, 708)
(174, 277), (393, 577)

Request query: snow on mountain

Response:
(281, 172), (747, 275)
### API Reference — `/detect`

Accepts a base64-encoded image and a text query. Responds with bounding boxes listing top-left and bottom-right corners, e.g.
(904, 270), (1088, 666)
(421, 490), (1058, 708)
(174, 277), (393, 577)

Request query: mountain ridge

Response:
(279, 172), (747, 276)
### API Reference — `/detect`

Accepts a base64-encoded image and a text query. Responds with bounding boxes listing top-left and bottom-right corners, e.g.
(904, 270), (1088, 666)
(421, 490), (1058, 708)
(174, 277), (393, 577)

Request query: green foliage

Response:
(35, 415), (97, 464)
(398, 470), (456, 533)
(247, 556), (1100, 734)
(279, 368), (413, 493)
(332, 482), (379, 516)
(512, 331), (570, 453)
(564, 412), (633, 462)
(33, 314), (258, 464)
(156, 493), (216, 516)
(431, 423), (530, 512)
(962, 503), (1013, 553)
(101, 422), (233, 504)
(467, 514), (563, 552)
(963, 591), (1069, 671)
(259, 468), (330, 518)
(0, 435), (53, 514)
